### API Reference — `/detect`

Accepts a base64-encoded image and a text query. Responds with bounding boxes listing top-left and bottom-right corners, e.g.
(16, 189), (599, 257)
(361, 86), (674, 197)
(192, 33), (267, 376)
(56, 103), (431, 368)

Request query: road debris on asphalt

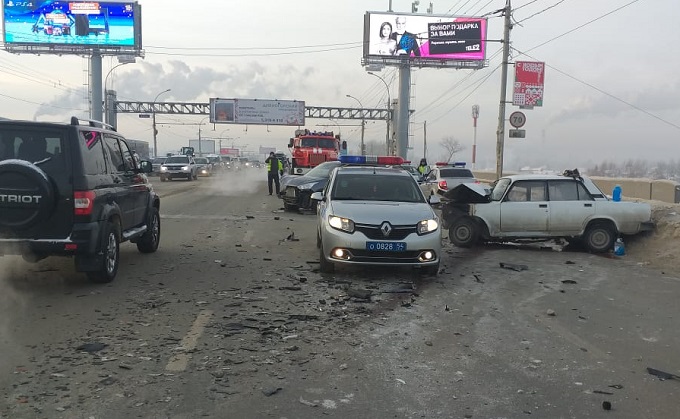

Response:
(499, 262), (529, 271)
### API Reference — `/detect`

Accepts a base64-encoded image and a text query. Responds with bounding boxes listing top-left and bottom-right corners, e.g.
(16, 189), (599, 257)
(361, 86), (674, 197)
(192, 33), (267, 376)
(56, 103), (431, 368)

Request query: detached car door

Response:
(547, 179), (596, 235)
(500, 180), (550, 235)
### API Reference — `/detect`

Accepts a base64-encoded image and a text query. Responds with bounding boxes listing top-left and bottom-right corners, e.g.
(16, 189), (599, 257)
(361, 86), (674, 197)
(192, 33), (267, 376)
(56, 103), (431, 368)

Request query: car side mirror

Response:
(428, 194), (441, 205)
(139, 160), (152, 173)
(310, 191), (324, 201)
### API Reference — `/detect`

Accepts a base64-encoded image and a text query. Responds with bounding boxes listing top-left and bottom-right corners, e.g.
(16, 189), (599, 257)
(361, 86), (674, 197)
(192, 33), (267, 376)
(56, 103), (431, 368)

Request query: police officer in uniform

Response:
(265, 152), (284, 195)
(417, 158), (429, 177)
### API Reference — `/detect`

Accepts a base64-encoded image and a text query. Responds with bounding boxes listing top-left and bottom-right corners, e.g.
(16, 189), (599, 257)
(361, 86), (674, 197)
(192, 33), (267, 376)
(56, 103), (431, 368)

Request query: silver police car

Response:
(312, 165), (441, 275)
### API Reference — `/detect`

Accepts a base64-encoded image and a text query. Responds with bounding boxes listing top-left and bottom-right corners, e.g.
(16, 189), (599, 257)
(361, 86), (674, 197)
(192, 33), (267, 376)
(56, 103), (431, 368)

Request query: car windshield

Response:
(490, 178), (511, 201)
(305, 162), (339, 178)
(194, 158), (208, 164)
(401, 165), (420, 175)
(331, 173), (425, 203)
(165, 156), (189, 164)
(207, 157), (220, 163)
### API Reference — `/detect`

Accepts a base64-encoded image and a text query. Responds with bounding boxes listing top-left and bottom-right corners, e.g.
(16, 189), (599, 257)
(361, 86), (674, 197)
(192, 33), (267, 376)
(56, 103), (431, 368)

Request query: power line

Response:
(516, 0), (569, 23)
(514, 0), (543, 11)
(521, 0), (641, 54)
(471, 0), (497, 16)
(513, 47), (680, 131)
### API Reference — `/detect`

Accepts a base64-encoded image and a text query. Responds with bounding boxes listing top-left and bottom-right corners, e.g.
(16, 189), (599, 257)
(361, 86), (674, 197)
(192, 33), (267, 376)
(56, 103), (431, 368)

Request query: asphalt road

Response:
(1, 170), (679, 419)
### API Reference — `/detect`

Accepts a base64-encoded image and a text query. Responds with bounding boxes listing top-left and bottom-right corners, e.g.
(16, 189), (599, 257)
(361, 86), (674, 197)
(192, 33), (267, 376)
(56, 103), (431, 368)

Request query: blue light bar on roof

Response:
(338, 155), (405, 165)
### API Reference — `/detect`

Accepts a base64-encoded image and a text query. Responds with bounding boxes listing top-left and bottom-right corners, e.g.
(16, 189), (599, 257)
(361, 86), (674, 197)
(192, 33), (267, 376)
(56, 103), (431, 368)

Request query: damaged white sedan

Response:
(441, 170), (655, 253)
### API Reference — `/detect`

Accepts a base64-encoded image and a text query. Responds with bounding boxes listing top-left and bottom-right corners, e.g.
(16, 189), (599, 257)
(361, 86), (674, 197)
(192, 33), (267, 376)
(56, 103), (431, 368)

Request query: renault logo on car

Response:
(380, 221), (392, 237)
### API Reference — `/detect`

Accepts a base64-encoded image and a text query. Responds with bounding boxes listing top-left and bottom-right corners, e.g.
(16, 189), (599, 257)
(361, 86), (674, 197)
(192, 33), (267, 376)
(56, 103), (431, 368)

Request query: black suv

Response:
(0, 117), (161, 283)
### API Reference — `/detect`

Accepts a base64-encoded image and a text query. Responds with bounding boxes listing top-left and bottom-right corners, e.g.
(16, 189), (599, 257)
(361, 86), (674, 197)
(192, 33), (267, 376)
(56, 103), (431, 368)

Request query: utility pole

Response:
(495, 0), (512, 179)
(423, 120), (427, 162)
(472, 105), (479, 170)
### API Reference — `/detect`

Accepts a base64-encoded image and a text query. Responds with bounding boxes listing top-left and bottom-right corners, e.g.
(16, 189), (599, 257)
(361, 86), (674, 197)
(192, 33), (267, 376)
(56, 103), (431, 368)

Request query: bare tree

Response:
(439, 136), (465, 163)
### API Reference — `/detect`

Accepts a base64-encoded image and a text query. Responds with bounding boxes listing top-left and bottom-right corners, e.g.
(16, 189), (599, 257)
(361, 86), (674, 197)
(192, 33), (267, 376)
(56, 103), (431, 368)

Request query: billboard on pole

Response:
(2, 1), (142, 54)
(363, 12), (487, 69)
(512, 61), (545, 107)
(210, 98), (305, 126)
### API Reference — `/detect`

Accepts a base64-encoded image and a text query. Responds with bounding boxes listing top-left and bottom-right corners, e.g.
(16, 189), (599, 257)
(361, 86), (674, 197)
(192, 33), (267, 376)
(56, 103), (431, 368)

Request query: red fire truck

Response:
(287, 129), (347, 175)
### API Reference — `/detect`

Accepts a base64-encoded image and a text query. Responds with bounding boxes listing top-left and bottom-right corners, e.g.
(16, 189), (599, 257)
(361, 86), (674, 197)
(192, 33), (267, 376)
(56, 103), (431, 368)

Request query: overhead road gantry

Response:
(113, 101), (390, 121)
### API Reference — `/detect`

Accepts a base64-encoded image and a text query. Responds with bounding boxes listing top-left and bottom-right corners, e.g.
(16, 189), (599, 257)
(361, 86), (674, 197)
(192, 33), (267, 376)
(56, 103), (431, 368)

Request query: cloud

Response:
(33, 60), (319, 120)
(547, 81), (680, 126)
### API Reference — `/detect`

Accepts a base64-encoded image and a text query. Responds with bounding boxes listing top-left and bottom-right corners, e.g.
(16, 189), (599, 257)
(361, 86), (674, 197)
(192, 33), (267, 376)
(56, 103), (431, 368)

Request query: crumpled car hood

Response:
(443, 183), (491, 203)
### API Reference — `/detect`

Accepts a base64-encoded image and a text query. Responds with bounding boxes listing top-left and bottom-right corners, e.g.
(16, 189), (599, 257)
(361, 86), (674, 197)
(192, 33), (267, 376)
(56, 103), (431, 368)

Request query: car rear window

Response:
(1, 126), (67, 172)
(440, 168), (474, 178)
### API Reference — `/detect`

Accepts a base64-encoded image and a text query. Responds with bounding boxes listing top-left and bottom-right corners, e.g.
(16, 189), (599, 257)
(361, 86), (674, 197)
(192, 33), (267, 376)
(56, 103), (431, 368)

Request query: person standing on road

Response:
(265, 151), (283, 195)
(417, 158), (429, 176)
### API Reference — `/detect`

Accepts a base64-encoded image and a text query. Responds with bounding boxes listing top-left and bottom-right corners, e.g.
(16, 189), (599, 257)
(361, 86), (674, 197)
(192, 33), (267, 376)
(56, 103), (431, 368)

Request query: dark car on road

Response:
(281, 160), (342, 212)
(0, 117), (160, 283)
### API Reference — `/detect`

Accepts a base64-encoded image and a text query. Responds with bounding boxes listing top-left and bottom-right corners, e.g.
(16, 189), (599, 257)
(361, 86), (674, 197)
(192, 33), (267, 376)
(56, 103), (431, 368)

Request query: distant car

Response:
(193, 157), (213, 177)
(160, 155), (197, 181)
(205, 154), (224, 171)
(280, 160), (342, 212)
(443, 170), (655, 253)
(151, 157), (166, 175)
(421, 162), (479, 197)
(313, 164), (441, 275)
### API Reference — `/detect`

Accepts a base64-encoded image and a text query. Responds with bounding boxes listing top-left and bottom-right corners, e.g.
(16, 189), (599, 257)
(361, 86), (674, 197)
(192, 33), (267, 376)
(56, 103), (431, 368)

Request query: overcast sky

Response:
(1, 0), (678, 171)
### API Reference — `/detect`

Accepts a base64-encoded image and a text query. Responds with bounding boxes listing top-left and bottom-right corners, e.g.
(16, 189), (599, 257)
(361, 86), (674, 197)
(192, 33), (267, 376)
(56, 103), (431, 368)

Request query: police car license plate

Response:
(366, 241), (406, 252)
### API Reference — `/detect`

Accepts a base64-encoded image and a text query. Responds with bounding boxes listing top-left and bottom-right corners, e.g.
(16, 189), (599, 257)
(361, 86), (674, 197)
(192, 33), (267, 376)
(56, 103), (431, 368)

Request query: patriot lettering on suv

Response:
(0, 117), (161, 283)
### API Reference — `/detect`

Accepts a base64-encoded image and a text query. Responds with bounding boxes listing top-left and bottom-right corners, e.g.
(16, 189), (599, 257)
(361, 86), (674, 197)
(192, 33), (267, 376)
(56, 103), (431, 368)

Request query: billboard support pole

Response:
(91, 51), (103, 122)
(495, 0), (512, 179)
(397, 63), (411, 159)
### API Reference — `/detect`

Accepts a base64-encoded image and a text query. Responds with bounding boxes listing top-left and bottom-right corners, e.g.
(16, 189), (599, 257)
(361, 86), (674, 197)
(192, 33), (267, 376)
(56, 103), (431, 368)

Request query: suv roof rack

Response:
(70, 116), (116, 131)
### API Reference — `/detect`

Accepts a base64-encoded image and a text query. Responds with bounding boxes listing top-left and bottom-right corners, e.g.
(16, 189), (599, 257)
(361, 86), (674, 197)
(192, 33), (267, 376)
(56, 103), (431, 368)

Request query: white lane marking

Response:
(165, 310), (213, 372)
(243, 230), (254, 243)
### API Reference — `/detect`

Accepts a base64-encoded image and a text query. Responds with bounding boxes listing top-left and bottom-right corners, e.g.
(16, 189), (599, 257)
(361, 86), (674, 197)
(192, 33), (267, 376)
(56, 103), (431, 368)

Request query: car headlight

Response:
(181, 166), (189, 171)
(328, 215), (355, 233)
(417, 219), (439, 235)
(160, 166), (167, 172)
(298, 182), (316, 191)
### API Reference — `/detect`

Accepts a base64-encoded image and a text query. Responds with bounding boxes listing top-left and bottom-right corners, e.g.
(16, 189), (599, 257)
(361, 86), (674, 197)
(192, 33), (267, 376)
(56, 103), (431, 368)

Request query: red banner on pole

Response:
(513, 61), (545, 107)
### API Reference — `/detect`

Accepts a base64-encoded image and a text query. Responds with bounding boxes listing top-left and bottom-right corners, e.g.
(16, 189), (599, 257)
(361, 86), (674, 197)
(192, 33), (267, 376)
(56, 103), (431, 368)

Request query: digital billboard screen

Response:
(210, 98), (305, 126)
(3, 1), (138, 48)
(364, 12), (487, 66)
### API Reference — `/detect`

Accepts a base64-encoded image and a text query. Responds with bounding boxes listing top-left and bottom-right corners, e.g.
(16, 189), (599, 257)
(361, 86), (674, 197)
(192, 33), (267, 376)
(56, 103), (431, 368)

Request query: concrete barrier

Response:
(471, 171), (680, 204)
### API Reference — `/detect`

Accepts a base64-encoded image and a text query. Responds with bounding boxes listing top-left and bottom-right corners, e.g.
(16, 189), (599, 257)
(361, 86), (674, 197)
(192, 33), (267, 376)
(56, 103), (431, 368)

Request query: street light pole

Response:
(103, 62), (129, 125)
(152, 89), (171, 158)
(367, 71), (391, 155)
(197, 116), (210, 157)
(346, 94), (365, 155)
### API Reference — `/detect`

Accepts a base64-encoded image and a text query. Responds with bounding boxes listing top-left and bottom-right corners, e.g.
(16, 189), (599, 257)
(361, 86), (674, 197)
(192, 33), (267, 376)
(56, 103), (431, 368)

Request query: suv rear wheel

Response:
(86, 220), (120, 283)
(137, 208), (161, 253)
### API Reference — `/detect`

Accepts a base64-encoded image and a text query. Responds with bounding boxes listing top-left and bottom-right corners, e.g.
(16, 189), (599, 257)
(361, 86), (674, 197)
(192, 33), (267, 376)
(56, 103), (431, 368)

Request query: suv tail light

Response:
(438, 180), (448, 190)
(74, 191), (96, 215)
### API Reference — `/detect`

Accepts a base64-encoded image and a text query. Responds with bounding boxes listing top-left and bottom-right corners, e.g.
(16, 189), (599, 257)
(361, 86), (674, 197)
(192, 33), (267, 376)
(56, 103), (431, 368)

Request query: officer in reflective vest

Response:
(417, 158), (429, 176)
(265, 152), (284, 195)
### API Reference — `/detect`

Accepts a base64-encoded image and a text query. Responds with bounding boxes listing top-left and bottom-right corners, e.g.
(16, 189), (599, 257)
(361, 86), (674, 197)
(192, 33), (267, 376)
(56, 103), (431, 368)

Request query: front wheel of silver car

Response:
(449, 217), (479, 248)
(583, 223), (615, 253)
